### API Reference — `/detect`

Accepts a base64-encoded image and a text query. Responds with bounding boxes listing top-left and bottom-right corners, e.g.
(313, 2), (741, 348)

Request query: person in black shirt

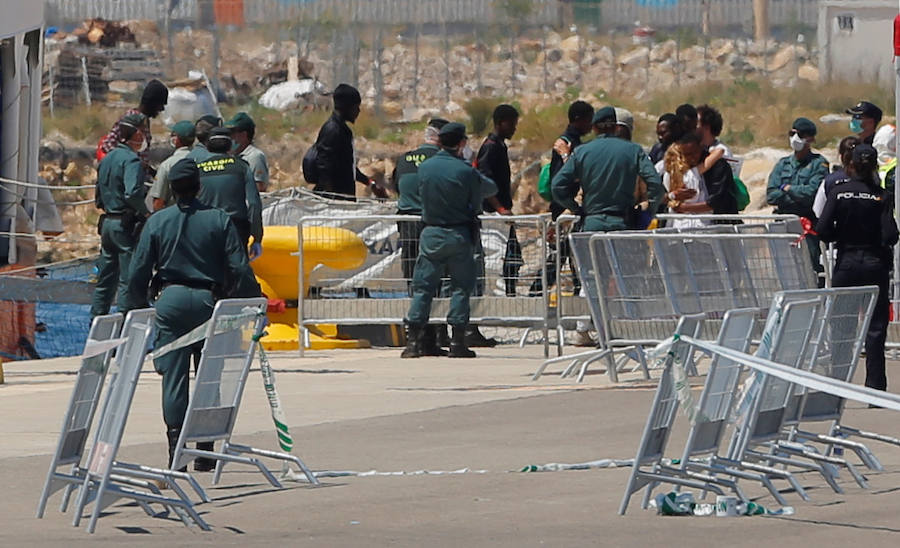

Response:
(816, 144), (899, 392)
(311, 84), (387, 200)
(675, 103), (698, 135)
(648, 113), (681, 165)
(549, 101), (594, 220)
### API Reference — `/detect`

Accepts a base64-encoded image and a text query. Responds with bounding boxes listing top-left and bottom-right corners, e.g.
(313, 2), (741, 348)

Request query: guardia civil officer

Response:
(551, 106), (664, 232)
(226, 112), (270, 193)
(816, 144), (899, 392)
(150, 120), (195, 211)
(126, 158), (262, 471)
(766, 117), (830, 285)
(394, 117), (450, 356)
(91, 113), (150, 317)
(403, 123), (497, 359)
(197, 127), (264, 258)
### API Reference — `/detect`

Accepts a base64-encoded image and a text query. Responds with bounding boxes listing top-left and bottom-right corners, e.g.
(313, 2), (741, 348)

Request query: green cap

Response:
(792, 117), (817, 137)
(439, 122), (467, 138)
(168, 120), (195, 140)
(592, 106), (616, 125)
(225, 111), (255, 132)
(119, 113), (147, 129)
(169, 158), (199, 183)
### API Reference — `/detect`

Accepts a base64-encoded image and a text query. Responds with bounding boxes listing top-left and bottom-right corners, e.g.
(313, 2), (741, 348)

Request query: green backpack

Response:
(538, 162), (552, 201)
(733, 176), (750, 212)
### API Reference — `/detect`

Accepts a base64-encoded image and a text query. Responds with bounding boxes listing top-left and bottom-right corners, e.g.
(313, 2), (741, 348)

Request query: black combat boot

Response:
(449, 326), (476, 358)
(465, 325), (498, 347)
(167, 428), (187, 472)
(194, 442), (217, 472)
(421, 325), (448, 356)
(401, 324), (423, 358)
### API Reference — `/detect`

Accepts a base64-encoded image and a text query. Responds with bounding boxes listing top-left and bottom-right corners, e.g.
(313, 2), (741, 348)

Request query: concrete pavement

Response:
(1, 345), (900, 546)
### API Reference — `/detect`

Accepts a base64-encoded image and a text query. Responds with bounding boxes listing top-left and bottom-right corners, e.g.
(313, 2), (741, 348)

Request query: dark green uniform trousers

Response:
(91, 217), (137, 317)
(407, 226), (476, 327)
(153, 285), (215, 429)
(582, 213), (628, 233)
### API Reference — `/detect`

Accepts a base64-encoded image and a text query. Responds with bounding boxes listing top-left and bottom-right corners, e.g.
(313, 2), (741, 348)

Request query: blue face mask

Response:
(849, 118), (864, 134)
(230, 140), (241, 153)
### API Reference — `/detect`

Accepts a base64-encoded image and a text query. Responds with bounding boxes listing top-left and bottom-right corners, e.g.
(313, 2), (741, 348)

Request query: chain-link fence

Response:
(44, 0), (821, 113)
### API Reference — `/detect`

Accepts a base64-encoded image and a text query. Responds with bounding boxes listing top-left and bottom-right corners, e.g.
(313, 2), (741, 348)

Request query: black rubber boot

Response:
(449, 326), (476, 358)
(401, 324), (423, 358)
(465, 325), (498, 348)
(194, 442), (217, 472)
(167, 428), (187, 472)
(421, 325), (448, 356)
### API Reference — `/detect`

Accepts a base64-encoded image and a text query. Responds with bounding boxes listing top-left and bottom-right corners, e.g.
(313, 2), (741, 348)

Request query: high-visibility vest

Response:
(879, 157), (897, 188)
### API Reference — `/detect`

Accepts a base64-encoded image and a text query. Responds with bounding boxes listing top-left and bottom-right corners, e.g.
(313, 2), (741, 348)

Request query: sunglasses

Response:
(788, 130), (811, 139)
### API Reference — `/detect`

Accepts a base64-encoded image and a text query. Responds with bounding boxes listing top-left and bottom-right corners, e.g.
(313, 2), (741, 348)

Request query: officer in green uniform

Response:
(186, 115), (222, 164)
(91, 113), (150, 317)
(766, 117), (830, 285)
(403, 123), (496, 359)
(551, 106), (664, 232)
(395, 118), (448, 355)
(149, 120), (195, 211)
(226, 112), (270, 193)
(197, 127), (264, 258)
(126, 158), (261, 471)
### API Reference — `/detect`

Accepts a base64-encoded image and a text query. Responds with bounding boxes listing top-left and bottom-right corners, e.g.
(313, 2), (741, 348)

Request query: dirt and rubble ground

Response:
(1, 346), (900, 546)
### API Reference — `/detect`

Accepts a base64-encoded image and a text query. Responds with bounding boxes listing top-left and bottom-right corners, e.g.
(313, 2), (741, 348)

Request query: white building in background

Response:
(818, 0), (897, 87)
(0, 1), (44, 265)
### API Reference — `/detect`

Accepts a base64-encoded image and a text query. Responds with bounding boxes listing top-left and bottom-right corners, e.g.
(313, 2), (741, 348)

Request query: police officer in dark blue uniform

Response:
(817, 144), (899, 392)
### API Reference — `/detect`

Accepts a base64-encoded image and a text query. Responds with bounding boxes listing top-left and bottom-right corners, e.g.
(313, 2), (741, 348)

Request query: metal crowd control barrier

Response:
(549, 214), (802, 356)
(72, 310), (210, 533)
(677, 298), (825, 505)
(297, 214), (551, 356)
(535, 228), (816, 383)
(171, 298), (318, 487)
(774, 287), (883, 471)
(723, 297), (853, 496)
(37, 313), (124, 519)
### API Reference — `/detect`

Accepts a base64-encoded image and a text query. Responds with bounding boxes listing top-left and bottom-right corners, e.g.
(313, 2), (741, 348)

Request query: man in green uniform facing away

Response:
(395, 118), (449, 356)
(403, 123), (497, 359)
(126, 158), (261, 471)
(227, 112), (270, 193)
(551, 106), (664, 232)
(766, 117), (830, 286)
(551, 106), (665, 345)
(197, 127), (264, 258)
(91, 113), (151, 317)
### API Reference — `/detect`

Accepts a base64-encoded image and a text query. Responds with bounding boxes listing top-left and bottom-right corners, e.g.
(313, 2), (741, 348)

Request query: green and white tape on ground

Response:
(255, 335), (294, 453)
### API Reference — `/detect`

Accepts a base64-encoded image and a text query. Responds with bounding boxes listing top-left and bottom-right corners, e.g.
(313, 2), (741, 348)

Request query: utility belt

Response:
(97, 209), (145, 237)
(150, 278), (222, 303)
(161, 280), (218, 292)
(423, 220), (479, 242)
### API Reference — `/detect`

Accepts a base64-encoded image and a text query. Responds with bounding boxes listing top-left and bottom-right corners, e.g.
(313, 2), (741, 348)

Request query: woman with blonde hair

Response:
(663, 133), (708, 228)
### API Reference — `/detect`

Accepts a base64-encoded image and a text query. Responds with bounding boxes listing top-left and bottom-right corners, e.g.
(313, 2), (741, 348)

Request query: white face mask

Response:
(789, 134), (807, 152)
(138, 138), (148, 153)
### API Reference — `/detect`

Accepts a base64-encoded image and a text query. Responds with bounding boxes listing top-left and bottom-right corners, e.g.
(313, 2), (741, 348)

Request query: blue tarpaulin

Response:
(635, 0), (679, 7)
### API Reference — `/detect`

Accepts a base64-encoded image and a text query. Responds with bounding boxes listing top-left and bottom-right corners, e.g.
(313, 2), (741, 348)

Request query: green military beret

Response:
(592, 106), (616, 125)
(225, 111), (255, 132)
(169, 158), (200, 183)
(197, 114), (223, 127)
(168, 120), (195, 140)
(120, 112), (147, 129)
(792, 117), (817, 137)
